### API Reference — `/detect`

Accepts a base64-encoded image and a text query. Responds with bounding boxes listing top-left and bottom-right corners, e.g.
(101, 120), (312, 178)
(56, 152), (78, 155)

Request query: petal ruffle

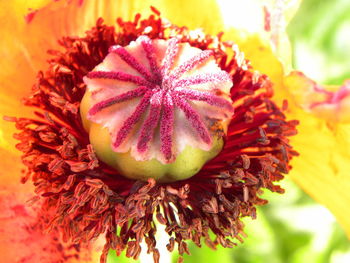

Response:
(284, 72), (350, 238)
(285, 71), (350, 123)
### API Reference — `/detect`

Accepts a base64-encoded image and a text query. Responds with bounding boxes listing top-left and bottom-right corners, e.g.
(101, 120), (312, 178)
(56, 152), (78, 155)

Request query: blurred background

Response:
(108, 0), (350, 262)
(288, 0), (350, 85)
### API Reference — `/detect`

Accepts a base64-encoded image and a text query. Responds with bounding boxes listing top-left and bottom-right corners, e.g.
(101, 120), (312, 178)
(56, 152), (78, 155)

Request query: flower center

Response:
(10, 13), (298, 262)
(80, 35), (234, 181)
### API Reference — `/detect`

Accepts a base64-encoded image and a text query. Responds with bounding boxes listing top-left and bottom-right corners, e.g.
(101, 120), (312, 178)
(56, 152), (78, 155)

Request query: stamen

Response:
(175, 88), (234, 111)
(173, 72), (232, 89)
(109, 45), (154, 81)
(160, 93), (175, 161)
(139, 36), (162, 82)
(169, 50), (213, 80)
(173, 96), (212, 144)
(113, 91), (154, 149)
(88, 86), (149, 116)
(161, 37), (180, 77)
(87, 71), (153, 87)
(137, 90), (164, 154)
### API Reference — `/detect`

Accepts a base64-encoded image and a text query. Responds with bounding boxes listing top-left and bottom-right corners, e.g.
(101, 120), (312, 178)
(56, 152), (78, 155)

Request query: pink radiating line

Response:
(88, 86), (149, 116)
(175, 89), (234, 112)
(173, 72), (232, 89)
(109, 45), (154, 81)
(161, 38), (179, 77)
(173, 96), (212, 145)
(169, 50), (213, 80)
(139, 36), (162, 82)
(160, 93), (175, 161)
(112, 91), (154, 149)
(87, 71), (153, 87)
(87, 36), (234, 162)
(137, 90), (164, 153)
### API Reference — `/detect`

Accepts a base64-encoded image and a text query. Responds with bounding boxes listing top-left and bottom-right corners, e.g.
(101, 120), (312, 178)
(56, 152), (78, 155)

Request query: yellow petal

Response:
(282, 71), (350, 238)
(288, 108), (350, 238)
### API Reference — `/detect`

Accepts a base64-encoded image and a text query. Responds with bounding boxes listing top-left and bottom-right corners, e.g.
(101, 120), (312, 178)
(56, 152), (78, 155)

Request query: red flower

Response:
(4, 9), (297, 262)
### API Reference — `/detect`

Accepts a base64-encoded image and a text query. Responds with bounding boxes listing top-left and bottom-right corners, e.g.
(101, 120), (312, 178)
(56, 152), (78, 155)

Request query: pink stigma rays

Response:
(84, 36), (234, 163)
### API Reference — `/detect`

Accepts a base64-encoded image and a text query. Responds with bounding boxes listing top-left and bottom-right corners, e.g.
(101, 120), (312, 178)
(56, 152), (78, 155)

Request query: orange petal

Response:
(0, 147), (56, 262)
(0, 184), (101, 262)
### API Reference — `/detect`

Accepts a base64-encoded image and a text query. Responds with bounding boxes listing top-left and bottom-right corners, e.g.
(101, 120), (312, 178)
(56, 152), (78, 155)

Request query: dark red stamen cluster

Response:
(9, 10), (298, 263)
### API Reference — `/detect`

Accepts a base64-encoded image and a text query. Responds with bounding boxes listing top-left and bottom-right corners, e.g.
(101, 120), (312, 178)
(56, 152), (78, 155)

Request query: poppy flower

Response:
(0, 1), (349, 263)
